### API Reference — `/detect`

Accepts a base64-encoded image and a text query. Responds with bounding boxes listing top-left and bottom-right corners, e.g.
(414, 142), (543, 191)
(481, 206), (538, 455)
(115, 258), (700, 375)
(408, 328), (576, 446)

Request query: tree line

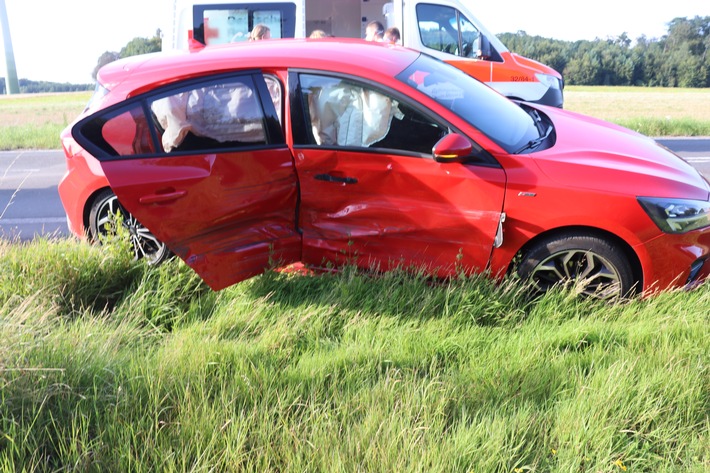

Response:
(2, 17), (708, 93)
(500, 16), (710, 87)
(0, 31), (161, 94)
(0, 78), (93, 94)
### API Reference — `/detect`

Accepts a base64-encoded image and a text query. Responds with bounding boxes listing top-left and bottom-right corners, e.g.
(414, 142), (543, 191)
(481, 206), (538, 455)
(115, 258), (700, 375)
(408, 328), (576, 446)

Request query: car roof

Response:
(97, 39), (421, 97)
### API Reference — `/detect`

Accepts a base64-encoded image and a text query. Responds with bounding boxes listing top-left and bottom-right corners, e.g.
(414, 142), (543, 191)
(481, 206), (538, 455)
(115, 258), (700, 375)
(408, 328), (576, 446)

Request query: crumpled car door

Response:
(73, 72), (300, 290)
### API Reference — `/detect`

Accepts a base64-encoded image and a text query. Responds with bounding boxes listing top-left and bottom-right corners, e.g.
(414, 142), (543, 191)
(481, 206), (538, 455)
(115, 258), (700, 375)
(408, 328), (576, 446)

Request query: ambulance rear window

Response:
(192, 3), (296, 45)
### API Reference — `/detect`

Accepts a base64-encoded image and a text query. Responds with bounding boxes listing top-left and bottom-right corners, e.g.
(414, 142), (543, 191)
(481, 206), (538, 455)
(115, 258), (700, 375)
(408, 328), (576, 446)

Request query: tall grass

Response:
(1, 237), (707, 471)
(615, 117), (710, 137)
(0, 123), (72, 150)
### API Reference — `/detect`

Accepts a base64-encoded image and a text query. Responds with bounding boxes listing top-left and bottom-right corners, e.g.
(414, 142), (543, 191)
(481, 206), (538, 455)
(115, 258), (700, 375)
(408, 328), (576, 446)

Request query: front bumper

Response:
(637, 226), (710, 293)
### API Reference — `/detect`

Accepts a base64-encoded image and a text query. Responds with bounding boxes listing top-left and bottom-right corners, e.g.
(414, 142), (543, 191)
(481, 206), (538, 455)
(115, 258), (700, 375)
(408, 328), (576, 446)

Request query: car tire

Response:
(517, 233), (637, 300)
(88, 189), (170, 266)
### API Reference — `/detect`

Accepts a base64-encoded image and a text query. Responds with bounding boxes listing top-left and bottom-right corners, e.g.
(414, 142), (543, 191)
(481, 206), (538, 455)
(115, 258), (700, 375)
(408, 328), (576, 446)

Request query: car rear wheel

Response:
(88, 189), (170, 265)
(517, 233), (637, 300)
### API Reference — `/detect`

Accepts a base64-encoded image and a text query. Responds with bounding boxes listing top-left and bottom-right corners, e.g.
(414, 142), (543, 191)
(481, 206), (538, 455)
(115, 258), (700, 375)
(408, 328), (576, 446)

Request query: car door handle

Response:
(138, 189), (187, 204)
(315, 173), (358, 184)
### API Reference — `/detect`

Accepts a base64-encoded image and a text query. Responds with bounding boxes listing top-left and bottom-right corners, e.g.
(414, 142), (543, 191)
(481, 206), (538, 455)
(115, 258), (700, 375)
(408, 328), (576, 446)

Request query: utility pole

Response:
(0, 0), (20, 94)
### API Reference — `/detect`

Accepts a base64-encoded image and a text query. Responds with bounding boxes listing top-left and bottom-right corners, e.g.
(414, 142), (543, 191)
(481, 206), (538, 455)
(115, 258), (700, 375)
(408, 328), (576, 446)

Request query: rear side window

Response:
(101, 104), (157, 156)
(74, 73), (283, 159)
(151, 78), (268, 152)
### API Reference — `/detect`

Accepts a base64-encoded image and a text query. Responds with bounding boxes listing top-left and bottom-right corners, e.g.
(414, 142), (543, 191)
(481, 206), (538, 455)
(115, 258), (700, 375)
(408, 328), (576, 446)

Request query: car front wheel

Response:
(517, 233), (637, 300)
(88, 189), (170, 265)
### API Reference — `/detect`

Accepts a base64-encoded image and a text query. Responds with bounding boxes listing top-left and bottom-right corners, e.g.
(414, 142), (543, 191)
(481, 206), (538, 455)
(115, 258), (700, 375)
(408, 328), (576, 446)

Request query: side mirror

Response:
(432, 133), (473, 163)
(475, 34), (491, 60)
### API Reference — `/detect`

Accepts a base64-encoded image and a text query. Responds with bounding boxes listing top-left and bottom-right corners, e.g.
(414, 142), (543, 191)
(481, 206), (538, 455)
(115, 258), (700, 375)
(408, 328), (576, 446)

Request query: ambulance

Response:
(163, 0), (564, 107)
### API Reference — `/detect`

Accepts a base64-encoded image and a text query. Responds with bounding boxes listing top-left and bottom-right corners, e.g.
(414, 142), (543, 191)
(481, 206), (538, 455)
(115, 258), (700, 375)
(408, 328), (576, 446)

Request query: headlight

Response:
(637, 197), (710, 234)
(535, 73), (561, 90)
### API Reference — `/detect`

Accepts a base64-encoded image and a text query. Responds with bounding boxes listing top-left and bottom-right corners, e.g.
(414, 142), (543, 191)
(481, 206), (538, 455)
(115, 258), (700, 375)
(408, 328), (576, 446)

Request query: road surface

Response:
(2, 139), (709, 241)
(0, 150), (69, 241)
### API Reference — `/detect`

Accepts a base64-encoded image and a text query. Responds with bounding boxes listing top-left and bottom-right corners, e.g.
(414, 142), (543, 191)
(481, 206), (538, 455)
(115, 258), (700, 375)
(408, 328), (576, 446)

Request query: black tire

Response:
(88, 189), (170, 266)
(517, 233), (637, 300)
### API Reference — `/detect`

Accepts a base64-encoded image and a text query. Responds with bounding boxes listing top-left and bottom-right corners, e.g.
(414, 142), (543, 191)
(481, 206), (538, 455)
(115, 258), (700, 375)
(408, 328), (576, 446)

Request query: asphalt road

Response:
(1, 139), (710, 241)
(0, 150), (69, 241)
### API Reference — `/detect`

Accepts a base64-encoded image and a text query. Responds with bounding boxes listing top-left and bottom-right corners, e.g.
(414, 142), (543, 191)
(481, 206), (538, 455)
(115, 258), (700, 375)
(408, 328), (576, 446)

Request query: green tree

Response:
(120, 29), (162, 57)
(92, 30), (162, 81)
(499, 31), (571, 75)
(500, 16), (710, 87)
(92, 51), (120, 80)
(564, 47), (600, 85)
(675, 54), (706, 87)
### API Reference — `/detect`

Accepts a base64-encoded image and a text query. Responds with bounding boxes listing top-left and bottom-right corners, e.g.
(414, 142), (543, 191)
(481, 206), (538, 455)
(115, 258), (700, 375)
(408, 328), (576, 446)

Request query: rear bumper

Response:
(57, 149), (110, 239)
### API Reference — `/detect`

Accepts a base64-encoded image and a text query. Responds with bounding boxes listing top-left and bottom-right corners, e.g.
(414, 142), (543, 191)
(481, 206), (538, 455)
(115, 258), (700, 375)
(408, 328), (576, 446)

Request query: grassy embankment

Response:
(0, 87), (710, 150)
(1, 88), (708, 470)
(0, 236), (708, 471)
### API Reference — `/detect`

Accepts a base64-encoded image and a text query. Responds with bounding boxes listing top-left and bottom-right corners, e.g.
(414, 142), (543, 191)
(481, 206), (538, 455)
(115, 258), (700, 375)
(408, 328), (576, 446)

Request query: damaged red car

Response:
(58, 39), (710, 299)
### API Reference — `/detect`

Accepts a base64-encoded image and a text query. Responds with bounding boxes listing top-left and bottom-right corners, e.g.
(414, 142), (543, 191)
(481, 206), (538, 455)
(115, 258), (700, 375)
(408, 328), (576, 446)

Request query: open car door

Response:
(73, 72), (300, 290)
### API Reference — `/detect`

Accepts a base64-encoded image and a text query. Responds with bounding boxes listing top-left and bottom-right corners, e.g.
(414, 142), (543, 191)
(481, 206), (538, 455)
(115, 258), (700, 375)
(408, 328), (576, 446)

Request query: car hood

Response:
(531, 107), (710, 200)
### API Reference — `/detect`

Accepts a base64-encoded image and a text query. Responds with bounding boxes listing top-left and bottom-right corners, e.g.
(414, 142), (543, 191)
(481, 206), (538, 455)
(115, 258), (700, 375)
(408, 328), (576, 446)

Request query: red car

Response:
(58, 39), (710, 299)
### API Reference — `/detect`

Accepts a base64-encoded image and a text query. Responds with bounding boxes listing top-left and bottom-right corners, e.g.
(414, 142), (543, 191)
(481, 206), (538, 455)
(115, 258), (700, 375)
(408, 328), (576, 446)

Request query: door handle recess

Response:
(139, 190), (187, 204)
(314, 173), (358, 184)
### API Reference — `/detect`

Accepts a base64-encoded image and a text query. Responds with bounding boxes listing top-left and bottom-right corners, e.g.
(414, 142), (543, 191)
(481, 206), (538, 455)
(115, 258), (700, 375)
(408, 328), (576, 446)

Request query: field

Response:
(0, 92), (91, 150)
(1, 87), (710, 150)
(565, 86), (710, 121)
(0, 237), (708, 471)
(564, 86), (710, 136)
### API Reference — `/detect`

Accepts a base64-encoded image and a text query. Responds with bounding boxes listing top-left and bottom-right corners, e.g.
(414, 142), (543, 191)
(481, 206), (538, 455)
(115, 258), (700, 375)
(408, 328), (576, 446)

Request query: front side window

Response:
(458, 16), (480, 58)
(416, 3), (481, 59)
(297, 73), (448, 156)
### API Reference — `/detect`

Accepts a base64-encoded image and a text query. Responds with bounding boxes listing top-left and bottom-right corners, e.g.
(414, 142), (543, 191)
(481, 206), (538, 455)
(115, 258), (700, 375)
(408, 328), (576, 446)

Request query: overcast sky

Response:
(1, 0), (708, 84)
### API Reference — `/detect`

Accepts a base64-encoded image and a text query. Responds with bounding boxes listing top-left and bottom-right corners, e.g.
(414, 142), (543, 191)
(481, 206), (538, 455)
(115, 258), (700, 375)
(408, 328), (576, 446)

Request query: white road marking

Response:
(0, 217), (67, 224)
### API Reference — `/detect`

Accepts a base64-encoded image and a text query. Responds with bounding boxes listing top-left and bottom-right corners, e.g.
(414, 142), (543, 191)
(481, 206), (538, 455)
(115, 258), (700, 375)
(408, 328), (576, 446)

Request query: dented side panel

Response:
(294, 148), (506, 275)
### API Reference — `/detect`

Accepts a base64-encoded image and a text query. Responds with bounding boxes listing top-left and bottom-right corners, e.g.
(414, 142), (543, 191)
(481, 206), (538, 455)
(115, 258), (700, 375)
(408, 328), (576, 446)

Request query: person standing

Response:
(249, 24), (271, 41)
(384, 27), (400, 44)
(309, 29), (329, 38)
(364, 20), (384, 41)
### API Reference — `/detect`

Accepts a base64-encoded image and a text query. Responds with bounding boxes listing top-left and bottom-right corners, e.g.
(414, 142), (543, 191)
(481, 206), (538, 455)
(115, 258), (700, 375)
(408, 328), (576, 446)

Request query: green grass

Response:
(0, 92), (90, 150)
(1, 237), (708, 471)
(615, 117), (710, 137)
(0, 123), (73, 150)
(1, 87), (708, 470)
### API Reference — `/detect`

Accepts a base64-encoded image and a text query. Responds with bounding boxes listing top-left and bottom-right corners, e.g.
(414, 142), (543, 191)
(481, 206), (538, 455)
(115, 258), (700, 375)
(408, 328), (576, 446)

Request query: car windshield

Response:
(396, 54), (539, 153)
